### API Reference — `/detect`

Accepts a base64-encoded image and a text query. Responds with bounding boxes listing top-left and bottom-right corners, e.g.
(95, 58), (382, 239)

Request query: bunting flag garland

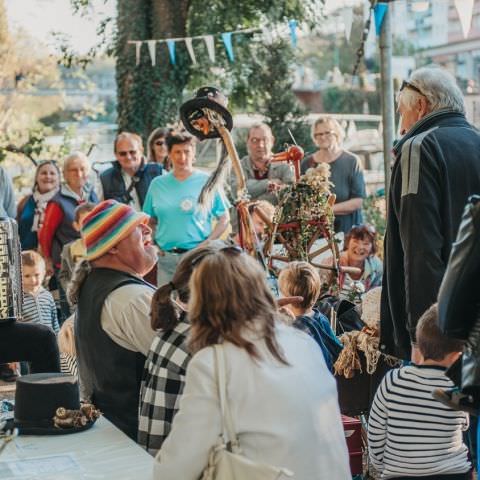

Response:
(221, 32), (234, 62)
(262, 26), (273, 45)
(185, 37), (197, 65)
(373, 3), (388, 36)
(128, 22), (294, 68)
(167, 39), (176, 65)
(288, 19), (298, 48)
(132, 41), (142, 66)
(147, 40), (156, 66)
(204, 35), (216, 63)
(454, 0), (474, 39)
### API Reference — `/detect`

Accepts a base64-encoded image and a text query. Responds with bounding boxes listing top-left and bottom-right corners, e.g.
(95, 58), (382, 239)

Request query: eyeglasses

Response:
(399, 80), (425, 97)
(191, 245), (243, 268)
(249, 138), (269, 145)
(314, 131), (334, 138)
(117, 150), (138, 157)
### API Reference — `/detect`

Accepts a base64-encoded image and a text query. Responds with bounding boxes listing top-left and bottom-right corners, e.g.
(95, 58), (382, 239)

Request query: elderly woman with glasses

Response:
(321, 223), (382, 302)
(147, 127), (173, 170)
(301, 117), (366, 234)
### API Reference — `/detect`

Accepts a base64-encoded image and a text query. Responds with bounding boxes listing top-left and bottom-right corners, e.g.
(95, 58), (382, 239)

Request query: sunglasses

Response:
(117, 150), (139, 157)
(191, 245), (243, 268)
(399, 80), (425, 97)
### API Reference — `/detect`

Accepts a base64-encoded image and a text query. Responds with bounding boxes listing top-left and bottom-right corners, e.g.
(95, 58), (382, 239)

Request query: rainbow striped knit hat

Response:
(81, 200), (149, 261)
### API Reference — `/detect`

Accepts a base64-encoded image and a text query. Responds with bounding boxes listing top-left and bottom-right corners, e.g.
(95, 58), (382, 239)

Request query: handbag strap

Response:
(214, 344), (240, 450)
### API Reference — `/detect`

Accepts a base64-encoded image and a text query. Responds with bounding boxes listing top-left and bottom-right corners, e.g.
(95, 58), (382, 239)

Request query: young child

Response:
(21, 250), (59, 333)
(278, 261), (343, 370)
(57, 317), (78, 378)
(368, 303), (472, 480)
(58, 202), (95, 294)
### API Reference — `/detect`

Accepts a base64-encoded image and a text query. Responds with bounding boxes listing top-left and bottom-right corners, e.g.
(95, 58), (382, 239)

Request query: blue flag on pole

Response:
(167, 39), (176, 65)
(288, 19), (298, 48)
(374, 3), (388, 36)
(221, 32), (234, 62)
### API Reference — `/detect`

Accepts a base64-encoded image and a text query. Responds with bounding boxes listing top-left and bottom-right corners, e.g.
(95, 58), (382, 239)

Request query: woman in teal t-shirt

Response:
(143, 132), (229, 285)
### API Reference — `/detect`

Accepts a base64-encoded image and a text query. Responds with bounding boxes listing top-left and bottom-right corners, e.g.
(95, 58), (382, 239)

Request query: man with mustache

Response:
(232, 123), (294, 205)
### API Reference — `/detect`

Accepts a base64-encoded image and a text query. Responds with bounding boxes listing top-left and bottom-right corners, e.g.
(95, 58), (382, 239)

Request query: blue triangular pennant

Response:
(288, 19), (298, 48)
(221, 32), (234, 62)
(374, 3), (388, 36)
(167, 39), (176, 65)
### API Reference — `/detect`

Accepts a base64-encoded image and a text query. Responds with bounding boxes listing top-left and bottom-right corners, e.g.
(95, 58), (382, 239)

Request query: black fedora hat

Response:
(180, 86), (233, 140)
(14, 373), (100, 435)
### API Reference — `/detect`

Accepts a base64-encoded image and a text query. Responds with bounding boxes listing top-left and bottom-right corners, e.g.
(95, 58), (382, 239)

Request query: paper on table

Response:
(0, 453), (81, 478)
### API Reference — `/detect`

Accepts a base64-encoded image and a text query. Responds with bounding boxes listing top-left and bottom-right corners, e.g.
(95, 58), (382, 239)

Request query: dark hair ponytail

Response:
(150, 282), (180, 330)
(149, 240), (231, 331)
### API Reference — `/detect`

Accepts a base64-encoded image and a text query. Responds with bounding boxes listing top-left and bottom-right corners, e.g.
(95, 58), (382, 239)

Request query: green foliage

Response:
(322, 86), (381, 115)
(362, 192), (386, 237)
(64, 0), (323, 144)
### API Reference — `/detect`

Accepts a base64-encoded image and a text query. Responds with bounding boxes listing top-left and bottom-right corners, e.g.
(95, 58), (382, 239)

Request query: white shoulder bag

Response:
(201, 344), (293, 480)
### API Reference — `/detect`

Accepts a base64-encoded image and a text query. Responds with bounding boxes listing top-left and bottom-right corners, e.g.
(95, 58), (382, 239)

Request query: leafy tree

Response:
(68, 0), (322, 146)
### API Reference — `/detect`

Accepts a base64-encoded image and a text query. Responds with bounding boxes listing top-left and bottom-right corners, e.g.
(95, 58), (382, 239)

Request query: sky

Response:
(5, 0), (116, 54)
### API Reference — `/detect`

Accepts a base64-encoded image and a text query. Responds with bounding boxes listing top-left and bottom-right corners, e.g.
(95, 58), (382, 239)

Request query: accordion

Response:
(0, 217), (23, 323)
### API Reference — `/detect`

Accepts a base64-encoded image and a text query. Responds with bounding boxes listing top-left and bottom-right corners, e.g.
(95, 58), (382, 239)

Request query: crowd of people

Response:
(0, 64), (479, 479)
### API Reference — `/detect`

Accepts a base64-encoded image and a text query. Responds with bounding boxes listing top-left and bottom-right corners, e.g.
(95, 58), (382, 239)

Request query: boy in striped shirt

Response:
(368, 304), (472, 480)
(21, 250), (59, 334)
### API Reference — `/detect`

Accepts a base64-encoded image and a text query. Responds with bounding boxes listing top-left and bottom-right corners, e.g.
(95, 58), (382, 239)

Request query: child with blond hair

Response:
(278, 261), (342, 370)
(21, 250), (59, 333)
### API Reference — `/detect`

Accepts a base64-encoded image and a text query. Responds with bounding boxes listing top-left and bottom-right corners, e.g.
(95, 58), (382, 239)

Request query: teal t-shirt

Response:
(143, 170), (229, 250)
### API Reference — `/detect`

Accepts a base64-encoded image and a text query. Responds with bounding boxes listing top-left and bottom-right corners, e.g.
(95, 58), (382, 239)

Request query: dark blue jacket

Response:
(100, 160), (162, 208)
(381, 109), (480, 359)
(17, 195), (37, 250)
(294, 309), (343, 371)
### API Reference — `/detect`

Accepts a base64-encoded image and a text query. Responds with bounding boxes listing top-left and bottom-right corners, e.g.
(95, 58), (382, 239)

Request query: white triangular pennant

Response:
(147, 40), (157, 66)
(342, 7), (354, 43)
(204, 35), (215, 63)
(185, 37), (197, 65)
(262, 27), (273, 45)
(454, 0), (474, 38)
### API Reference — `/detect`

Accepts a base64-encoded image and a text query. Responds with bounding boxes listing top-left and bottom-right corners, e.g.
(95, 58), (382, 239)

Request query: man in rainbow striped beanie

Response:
(71, 199), (157, 440)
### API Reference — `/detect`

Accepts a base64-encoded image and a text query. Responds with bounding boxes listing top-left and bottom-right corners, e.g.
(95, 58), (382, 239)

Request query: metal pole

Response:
(379, 4), (394, 199)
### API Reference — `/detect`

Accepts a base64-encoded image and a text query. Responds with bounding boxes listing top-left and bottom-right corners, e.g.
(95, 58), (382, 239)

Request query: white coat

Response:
(153, 322), (351, 480)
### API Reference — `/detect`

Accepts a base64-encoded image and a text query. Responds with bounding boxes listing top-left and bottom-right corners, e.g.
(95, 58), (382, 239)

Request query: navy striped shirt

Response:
(368, 364), (470, 478)
(21, 288), (59, 333)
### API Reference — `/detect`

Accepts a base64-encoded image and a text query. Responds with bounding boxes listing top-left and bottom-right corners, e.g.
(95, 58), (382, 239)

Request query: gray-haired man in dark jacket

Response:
(381, 66), (480, 360)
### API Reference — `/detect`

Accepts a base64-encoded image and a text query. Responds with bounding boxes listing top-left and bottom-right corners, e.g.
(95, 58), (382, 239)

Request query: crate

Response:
(342, 415), (363, 476)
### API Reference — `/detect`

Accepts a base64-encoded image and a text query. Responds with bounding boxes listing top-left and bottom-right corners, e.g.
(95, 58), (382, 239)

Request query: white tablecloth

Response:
(0, 417), (153, 479)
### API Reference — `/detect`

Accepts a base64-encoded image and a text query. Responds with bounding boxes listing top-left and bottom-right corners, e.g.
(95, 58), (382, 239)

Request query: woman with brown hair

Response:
(153, 249), (350, 479)
(17, 160), (61, 250)
(322, 223), (383, 302)
(146, 127), (172, 170)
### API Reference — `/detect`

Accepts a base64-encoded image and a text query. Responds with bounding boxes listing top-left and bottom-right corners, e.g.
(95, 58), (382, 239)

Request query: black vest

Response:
(100, 161), (162, 208)
(75, 268), (153, 439)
